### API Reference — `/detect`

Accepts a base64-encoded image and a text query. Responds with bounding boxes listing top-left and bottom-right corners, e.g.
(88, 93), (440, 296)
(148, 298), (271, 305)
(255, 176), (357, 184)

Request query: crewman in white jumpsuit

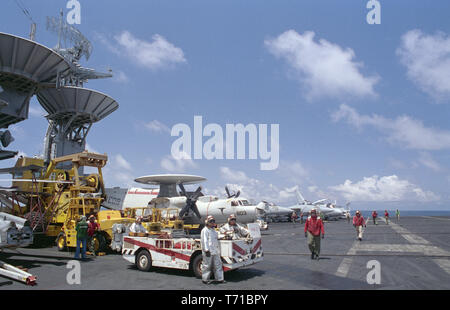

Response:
(219, 214), (249, 239)
(200, 215), (225, 284)
(129, 216), (148, 233)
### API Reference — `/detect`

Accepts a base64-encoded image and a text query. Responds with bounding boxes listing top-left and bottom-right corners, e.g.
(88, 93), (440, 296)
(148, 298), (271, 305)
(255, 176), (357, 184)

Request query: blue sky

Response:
(1, 0), (450, 210)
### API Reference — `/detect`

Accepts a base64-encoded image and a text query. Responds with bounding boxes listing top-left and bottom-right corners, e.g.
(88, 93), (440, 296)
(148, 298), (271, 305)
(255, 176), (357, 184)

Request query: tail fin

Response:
(345, 202), (351, 211)
(296, 189), (306, 205)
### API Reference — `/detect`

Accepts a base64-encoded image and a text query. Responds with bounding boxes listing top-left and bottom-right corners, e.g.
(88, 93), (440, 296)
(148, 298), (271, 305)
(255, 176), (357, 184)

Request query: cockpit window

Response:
(240, 200), (250, 206)
(231, 201), (238, 207)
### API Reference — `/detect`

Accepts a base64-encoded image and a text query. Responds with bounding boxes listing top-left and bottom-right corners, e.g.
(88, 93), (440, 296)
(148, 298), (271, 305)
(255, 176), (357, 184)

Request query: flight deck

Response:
(0, 216), (449, 290)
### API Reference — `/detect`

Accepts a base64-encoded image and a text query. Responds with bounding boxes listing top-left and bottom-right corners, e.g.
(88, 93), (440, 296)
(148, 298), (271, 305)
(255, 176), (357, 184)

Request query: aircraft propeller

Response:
(225, 186), (240, 198)
(178, 183), (202, 219)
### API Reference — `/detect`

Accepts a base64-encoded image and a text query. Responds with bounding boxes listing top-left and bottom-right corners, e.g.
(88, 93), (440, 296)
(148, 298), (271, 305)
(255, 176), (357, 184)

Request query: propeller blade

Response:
(192, 203), (201, 219)
(191, 186), (203, 201)
(234, 190), (240, 198)
(179, 183), (187, 197)
(225, 186), (231, 198)
(179, 203), (190, 218)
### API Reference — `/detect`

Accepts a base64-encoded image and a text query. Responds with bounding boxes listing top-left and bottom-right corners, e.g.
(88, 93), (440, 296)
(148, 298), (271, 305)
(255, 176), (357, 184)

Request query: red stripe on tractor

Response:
(232, 243), (247, 255)
(124, 237), (191, 262)
(251, 239), (261, 254)
(127, 191), (159, 195)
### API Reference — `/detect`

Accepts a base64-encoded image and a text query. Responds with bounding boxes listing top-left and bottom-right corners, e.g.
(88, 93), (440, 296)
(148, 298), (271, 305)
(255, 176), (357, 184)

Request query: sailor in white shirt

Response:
(129, 216), (148, 233)
(200, 215), (224, 284)
(219, 214), (249, 239)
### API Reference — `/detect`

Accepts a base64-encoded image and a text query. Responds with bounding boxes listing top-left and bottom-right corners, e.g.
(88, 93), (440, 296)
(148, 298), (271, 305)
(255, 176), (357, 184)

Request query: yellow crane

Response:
(0, 151), (134, 253)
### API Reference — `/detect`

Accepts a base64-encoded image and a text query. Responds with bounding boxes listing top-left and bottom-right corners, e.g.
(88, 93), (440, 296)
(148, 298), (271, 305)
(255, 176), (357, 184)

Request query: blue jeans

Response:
(75, 238), (87, 259)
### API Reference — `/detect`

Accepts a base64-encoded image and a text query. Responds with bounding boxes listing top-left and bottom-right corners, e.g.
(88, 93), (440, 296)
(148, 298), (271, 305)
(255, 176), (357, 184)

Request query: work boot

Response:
(202, 280), (211, 285)
(311, 253), (315, 260)
(358, 237), (362, 241)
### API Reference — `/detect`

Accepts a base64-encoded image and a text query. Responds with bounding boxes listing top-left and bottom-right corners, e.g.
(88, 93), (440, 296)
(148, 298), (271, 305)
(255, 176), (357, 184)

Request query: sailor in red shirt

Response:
(88, 215), (100, 256)
(304, 208), (324, 260)
(372, 211), (378, 225)
(353, 210), (366, 241)
(384, 210), (389, 225)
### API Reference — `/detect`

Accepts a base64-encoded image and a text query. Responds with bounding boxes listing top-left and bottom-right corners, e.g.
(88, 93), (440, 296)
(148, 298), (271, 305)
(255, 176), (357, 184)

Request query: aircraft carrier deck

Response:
(1, 216), (449, 290)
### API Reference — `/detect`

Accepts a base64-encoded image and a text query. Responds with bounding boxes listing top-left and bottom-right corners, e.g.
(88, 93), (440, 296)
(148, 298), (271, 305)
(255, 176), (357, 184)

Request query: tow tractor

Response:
(121, 220), (263, 278)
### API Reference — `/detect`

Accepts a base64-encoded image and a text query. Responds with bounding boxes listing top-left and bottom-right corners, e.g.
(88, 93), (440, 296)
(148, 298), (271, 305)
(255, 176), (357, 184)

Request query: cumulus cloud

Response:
(265, 30), (378, 101)
(417, 152), (442, 172)
(101, 153), (136, 188)
(113, 31), (186, 70)
(218, 166), (300, 204)
(397, 29), (450, 100)
(332, 104), (450, 150)
(276, 160), (309, 183)
(115, 154), (133, 171)
(144, 120), (171, 134)
(160, 151), (197, 172)
(112, 70), (130, 83)
(220, 167), (249, 183)
(329, 175), (440, 202)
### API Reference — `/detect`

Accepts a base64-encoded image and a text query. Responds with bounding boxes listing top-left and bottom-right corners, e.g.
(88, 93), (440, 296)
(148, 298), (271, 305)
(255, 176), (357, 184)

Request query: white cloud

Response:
(115, 154), (133, 171)
(332, 104), (450, 150)
(278, 185), (299, 201)
(220, 167), (249, 183)
(102, 153), (135, 188)
(112, 70), (130, 83)
(276, 160), (309, 183)
(265, 30), (378, 101)
(330, 175), (440, 202)
(218, 166), (300, 204)
(417, 152), (441, 172)
(144, 120), (171, 134)
(397, 29), (450, 100)
(113, 31), (186, 70)
(160, 151), (197, 172)
(308, 186), (318, 193)
(388, 158), (408, 170)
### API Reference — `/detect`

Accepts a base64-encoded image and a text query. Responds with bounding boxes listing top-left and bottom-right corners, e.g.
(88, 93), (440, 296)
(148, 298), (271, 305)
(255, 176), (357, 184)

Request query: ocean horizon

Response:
(354, 210), (450, 217)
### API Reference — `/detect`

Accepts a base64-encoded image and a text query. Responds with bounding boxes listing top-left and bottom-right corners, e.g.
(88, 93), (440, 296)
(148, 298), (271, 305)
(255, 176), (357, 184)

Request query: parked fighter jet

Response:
(287, 189), (341, 220)
(260, 201), (294, 222)
(332, 201), (351, 218)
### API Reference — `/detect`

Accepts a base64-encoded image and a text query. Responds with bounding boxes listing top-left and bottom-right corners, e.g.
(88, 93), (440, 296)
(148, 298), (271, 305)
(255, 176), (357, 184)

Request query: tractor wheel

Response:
(136, 250), (152, 272)
(56, 233), (67, 251)
(92, 233), (108, 253)
(191, 253), (203, 279)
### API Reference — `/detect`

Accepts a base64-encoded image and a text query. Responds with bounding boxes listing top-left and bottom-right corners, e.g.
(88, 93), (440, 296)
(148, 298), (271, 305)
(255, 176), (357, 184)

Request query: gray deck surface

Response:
(1, 216), (449, 290)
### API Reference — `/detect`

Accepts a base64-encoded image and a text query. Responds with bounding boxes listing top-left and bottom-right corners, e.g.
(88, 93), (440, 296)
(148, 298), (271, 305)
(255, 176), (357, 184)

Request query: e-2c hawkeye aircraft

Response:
(103, 174), (266, 225)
